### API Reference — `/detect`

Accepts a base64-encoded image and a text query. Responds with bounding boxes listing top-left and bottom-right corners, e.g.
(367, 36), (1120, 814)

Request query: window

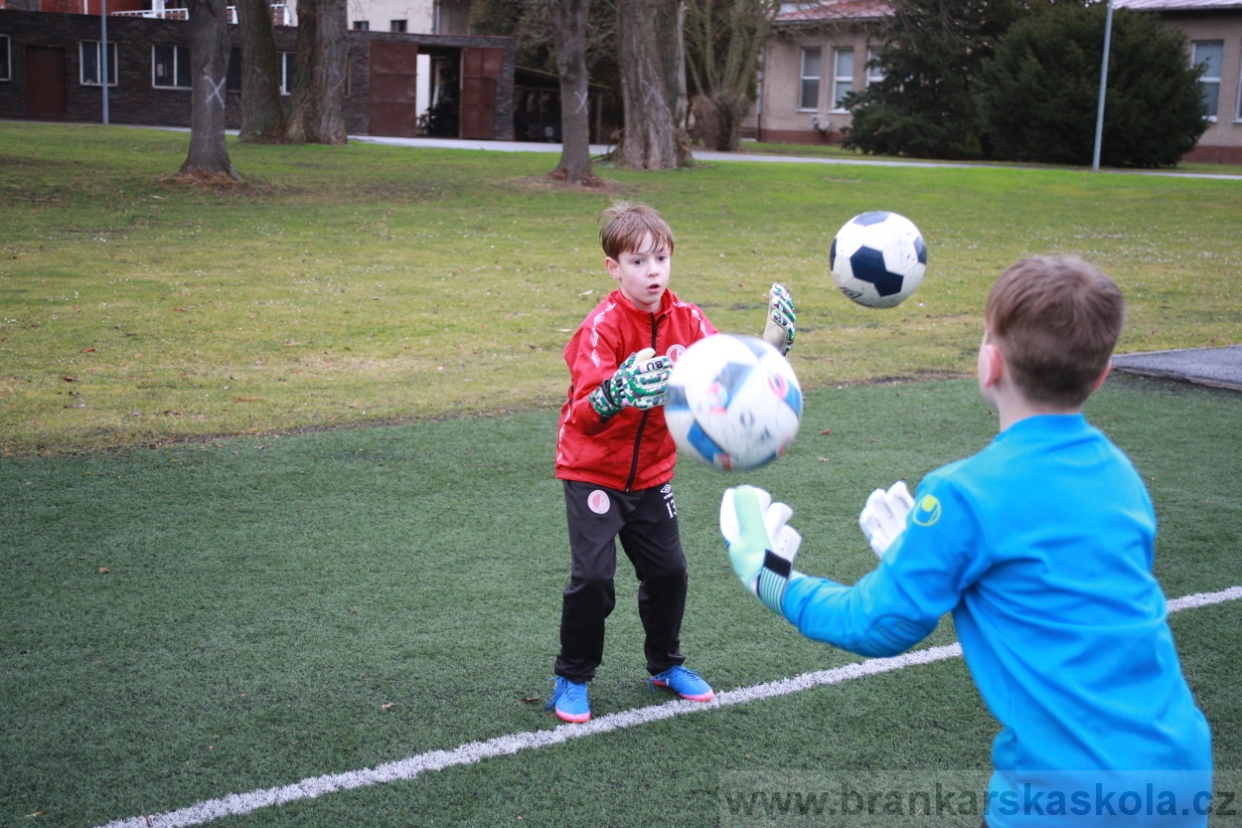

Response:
(390, 19), (407, 32)
(153, 44), (191, 89)
(1238, 60), (1242, 122)
(81, 40), (118, 86)
(798, 47), (821, 111)
(226, 47), (241, 92)
(280, 51), (296, 95)
(353, 20), (369, 30)
(1192, 40), (1223, 120)
(866, 48), (884, 86)
(435, 0), (469, 35)
(832, 48), (854, 110)
(0, 35), (10, 83)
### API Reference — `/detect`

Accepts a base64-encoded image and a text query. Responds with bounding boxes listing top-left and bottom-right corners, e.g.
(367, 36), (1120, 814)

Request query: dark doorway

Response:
(26, 47), (68, 119)
(421, 51), (459, 137)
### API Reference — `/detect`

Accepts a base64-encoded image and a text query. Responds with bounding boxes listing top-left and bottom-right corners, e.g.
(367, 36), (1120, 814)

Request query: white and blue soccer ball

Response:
(664, 334), (802, 471)
(830, 211), (927, 309)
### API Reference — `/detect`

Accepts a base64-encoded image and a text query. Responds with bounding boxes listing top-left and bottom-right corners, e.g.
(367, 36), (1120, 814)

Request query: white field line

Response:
(99, 585), (1242, 828)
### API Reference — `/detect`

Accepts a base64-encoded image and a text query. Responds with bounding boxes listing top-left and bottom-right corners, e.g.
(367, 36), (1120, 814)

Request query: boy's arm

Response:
(560, 321), (670, 431)
(721, 480), (983, 658)
(587, 349), (670, 419)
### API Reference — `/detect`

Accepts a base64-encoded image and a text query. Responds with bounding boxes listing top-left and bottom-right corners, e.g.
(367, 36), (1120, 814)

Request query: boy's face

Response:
(606, 232), (670, 313)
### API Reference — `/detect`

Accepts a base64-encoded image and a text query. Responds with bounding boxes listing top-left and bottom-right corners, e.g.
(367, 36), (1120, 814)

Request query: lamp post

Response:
(101, 0), (109, 124)
(1091, 0), (1114, 172)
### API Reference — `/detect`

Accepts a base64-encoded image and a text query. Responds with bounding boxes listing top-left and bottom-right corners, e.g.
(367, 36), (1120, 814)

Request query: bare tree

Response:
(236, 0), (286, 142)
(615, 0), (691, 169)
(685, 0), (776, 151)
(180, 0), (241, 179)
(285, 0), (348, 144)
(548, 0), (600, 184)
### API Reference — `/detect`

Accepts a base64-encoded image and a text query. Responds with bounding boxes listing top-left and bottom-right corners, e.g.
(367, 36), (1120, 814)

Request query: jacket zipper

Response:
(624, 312), (660, 492)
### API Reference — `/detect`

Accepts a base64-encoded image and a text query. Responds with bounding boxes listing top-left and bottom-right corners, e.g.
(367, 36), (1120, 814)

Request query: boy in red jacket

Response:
(547, 202), (796, 723)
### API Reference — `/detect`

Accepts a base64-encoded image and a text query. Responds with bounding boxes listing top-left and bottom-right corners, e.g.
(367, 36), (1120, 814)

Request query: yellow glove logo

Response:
(912, 494), (942, 526)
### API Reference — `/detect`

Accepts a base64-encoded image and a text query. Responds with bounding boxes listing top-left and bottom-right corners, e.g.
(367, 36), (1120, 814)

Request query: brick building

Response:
(0, 8), (517, 139)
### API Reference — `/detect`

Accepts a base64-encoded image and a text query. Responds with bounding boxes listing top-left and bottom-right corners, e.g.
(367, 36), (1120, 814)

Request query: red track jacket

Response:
(555, 288), (718, 491)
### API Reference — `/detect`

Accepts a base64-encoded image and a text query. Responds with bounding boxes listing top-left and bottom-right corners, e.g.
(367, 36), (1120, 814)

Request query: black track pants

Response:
(554, 479), (688, 683)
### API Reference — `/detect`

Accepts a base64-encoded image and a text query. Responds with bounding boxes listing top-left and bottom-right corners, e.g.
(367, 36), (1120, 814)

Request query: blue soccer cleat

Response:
(648, 665), (715, 702)
(546, 676), (591, 723)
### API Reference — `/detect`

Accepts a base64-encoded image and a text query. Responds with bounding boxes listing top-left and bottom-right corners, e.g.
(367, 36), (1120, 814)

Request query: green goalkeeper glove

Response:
(858, 481), (914, 557)
(720, 485), (803, 615)
(589, 348), (672, 419)
(762, 283), (797, 355)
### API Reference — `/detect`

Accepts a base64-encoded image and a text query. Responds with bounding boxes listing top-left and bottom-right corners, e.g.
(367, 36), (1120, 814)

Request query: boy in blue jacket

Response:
(721, 256), (1212, 827)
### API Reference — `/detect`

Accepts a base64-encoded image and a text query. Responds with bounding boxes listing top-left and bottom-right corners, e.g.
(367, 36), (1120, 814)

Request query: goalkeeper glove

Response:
(720, 486), (802, 615)
(858, 481), (914, 557)
(588, 348), (672, 419)
(762, 283), (797, 355)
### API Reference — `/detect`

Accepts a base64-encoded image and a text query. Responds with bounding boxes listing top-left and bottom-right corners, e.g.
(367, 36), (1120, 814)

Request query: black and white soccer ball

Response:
(664, 334), (802, 471)
(830, 211), (927, 308)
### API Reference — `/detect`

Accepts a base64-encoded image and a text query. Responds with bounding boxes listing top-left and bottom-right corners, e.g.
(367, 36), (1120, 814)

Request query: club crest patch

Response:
(587, 490), (611, 515)
(912, 494), (942, 526)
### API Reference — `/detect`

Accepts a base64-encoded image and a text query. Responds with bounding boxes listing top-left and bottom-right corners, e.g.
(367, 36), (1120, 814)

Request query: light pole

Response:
(1091, 0), (1114, 172)
(101, 0), (110, 124)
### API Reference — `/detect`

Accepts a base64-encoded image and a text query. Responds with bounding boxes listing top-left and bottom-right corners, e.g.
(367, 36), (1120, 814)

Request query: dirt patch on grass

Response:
(510, 174), (629, 195)
(155, 172), (298, 199)
(858, 370), (970, 386)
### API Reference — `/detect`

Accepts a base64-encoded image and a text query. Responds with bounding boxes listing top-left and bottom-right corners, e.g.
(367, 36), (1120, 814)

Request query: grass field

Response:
(2, 123), (1241, 828)
(2, 121), (1240, 454)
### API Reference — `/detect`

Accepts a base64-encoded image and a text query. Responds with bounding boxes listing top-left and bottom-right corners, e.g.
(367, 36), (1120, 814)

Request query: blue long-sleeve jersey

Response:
(781, 414), (1212, 827)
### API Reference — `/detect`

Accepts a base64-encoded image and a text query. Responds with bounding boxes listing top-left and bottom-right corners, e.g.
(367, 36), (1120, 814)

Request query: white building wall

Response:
(346, 0), (434, 33)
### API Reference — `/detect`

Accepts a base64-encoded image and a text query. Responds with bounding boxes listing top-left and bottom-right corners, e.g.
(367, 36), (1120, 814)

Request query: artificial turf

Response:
(2, 374), (1239, 828)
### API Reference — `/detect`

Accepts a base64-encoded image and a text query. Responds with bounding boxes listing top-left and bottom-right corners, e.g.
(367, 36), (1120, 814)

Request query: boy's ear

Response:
(1091, 361), (1113, 393)
(980, 341), (1006, 389)
(605, 257), (621, 281)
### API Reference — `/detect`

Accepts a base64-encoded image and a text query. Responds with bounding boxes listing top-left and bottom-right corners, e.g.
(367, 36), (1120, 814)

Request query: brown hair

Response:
(598, 202), (675, 260)
(985, 256), (1126, 407)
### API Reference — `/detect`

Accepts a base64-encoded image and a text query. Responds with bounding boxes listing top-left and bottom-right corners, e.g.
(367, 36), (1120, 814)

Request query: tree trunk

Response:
(615, 0), (691, 169)
(548, 0), (599, 184)
(655, 0), (688, 139)
(237, 0), (286, 142)
(285, 0), (348, 144)
(684, 0), (777, 151)
(695, 89), (747, 151)
(180, 0), (241, 179)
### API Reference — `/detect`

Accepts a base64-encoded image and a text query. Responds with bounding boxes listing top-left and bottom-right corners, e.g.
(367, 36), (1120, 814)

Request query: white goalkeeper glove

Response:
(859, 481), (914, 557)
(762, 283), (796, 355)
(588, 348), (672, 419)
(720, 486), (802, 614)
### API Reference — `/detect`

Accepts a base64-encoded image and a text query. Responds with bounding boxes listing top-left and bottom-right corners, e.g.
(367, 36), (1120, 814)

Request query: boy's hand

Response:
(762, 283), (796, 355)
(589, 348), (672, 419)
(720, 486), (802, 615)
(859, 481), (914, 557)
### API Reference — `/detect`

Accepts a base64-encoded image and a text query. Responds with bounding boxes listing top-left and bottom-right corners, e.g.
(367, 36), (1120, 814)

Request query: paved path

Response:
(1112, 346), (1242, 392)
(350, 135), (1242, 180)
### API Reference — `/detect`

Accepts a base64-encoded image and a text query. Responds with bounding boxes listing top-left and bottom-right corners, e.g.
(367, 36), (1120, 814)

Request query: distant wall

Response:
(0, 9), (516, 139)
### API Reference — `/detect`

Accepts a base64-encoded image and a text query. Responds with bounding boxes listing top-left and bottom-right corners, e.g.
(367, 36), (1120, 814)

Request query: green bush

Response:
(841, 0), (1023, 159)
(978, 5), (1207, 167)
